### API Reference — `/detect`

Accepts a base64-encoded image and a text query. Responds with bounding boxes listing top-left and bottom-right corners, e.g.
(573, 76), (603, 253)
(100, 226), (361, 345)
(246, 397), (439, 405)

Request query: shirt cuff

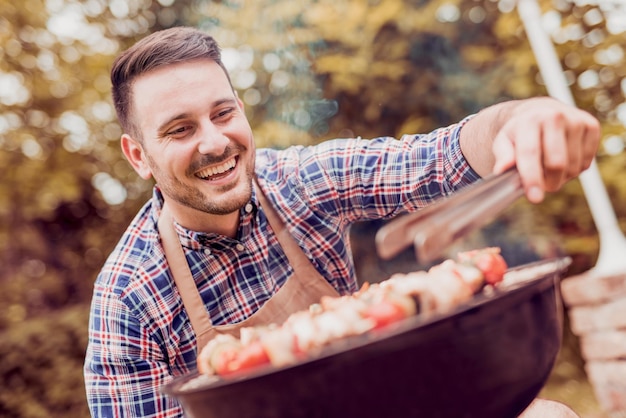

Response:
(443, 114), (482, 194)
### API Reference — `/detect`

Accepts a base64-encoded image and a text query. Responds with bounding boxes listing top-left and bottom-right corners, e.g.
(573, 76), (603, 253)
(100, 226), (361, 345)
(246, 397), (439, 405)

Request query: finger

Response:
(558, 110), (600, 182)
(564, 121), (584, 181)
(580, 113), (601, 170)
(492, 132), (516, 175)
(541, 114), (569, 192)
(559, 109), (600, 173)
(511, 124), (546, 203)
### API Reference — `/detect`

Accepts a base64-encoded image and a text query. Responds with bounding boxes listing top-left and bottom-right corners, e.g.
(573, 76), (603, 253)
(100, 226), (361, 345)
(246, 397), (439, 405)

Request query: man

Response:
(84, 26), (599, 417)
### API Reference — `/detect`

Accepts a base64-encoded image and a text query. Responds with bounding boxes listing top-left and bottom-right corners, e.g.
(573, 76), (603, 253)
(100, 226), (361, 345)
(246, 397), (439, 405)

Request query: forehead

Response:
(130, 59), (233, 127)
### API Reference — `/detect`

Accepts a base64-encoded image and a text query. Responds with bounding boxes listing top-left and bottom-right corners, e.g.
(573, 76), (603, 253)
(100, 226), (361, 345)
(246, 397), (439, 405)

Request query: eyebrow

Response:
(155, 97), (238, 136)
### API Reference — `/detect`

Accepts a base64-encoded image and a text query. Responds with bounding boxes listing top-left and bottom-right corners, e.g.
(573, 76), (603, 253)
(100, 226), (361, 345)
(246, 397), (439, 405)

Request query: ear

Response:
(234, 90), (245, 110)
(121, 134), (153, 180)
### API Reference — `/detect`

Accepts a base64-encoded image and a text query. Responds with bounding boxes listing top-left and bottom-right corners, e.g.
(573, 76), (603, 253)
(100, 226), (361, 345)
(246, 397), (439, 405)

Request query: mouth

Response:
(195, 157), (237, 181)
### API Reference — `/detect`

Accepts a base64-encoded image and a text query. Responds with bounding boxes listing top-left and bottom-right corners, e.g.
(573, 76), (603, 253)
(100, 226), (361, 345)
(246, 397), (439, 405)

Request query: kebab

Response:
(196, 247), (507, 377)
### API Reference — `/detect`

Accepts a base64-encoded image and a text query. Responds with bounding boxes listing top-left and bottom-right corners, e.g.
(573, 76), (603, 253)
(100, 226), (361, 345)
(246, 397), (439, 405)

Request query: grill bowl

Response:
(162, 259), (568, 418)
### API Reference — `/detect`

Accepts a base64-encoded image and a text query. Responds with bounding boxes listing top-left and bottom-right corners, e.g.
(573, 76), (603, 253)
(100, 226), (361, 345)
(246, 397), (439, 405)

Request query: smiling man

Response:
(84, 27), (599, 417)
(121, 58), (256, 236)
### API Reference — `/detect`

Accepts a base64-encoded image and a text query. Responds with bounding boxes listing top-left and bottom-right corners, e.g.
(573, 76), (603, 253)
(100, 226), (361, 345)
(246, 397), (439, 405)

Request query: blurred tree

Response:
(1, 0), (625, 416)
(0, 0), (198, 328)
(2, 0), (624, 326)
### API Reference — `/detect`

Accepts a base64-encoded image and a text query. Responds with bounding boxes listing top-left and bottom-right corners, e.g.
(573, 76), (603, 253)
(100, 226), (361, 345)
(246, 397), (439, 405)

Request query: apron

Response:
(157, 181), (340, 350)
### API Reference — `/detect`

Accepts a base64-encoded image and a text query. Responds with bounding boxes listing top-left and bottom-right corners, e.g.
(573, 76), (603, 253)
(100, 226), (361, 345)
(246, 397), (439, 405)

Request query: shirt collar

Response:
(150, 185), (259, 250)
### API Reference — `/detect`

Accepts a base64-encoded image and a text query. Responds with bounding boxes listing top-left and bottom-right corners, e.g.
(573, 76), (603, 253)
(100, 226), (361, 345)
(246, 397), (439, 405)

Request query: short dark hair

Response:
(111, 26), (232, 138)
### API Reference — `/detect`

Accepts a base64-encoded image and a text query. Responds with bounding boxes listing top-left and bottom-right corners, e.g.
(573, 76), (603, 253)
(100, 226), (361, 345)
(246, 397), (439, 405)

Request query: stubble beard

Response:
(148, 151), (255, 216)
(166, 176), (253, 215)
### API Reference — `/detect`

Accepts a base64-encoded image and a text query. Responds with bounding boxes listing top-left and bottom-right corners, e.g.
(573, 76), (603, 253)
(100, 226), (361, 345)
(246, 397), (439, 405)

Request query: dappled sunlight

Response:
(1, 0), (625, 416)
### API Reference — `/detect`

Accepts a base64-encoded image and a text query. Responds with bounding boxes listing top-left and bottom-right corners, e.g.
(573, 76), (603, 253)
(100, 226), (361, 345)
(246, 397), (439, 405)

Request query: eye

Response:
(214, 107), (235, 121)
(166, 125), (193, 139)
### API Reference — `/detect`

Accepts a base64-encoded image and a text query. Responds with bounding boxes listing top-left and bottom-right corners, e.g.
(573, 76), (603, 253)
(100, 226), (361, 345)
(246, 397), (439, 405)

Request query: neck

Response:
(163, 199), (240, 238)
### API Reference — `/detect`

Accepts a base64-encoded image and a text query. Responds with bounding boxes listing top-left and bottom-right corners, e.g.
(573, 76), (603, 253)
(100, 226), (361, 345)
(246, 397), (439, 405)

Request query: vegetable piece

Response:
(230, 341), (271, 373)
(457, 247), (507, 285)
(363, 300), (410, 329)
(260, 327), (298, 367)
(197, 334), (241, 376)
(210, 340), (272, 376)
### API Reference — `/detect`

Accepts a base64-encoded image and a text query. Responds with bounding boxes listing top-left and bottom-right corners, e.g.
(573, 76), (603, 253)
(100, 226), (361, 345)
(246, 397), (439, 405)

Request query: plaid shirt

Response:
(84, 119), (480, 417)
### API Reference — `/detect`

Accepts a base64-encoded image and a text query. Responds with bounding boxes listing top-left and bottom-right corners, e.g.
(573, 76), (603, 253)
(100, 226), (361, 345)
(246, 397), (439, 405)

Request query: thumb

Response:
(491, 133), (516, 174)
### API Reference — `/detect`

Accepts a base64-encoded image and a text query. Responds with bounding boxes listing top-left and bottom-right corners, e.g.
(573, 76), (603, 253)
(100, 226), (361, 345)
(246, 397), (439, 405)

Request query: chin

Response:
(211, 181), (252, 214)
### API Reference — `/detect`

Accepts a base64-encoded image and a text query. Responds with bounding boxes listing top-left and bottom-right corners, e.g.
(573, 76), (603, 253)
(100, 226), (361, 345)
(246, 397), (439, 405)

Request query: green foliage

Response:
(0, 0), (195, 328)
(1, 0), (624, 416)
(0, 305), (90, 418)
(2, 0), (622, 329)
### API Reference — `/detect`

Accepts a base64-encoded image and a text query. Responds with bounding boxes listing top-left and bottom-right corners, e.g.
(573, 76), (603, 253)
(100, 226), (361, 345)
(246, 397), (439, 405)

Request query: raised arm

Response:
(459, 97), (601, 203)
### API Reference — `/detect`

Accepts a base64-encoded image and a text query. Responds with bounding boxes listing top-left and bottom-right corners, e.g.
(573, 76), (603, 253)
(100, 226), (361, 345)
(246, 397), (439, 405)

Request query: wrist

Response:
(459, 100), (523, 177)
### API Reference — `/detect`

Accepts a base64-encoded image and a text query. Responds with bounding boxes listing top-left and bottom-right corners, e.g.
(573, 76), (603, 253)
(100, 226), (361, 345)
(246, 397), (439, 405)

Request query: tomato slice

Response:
(235, 340), (271, 371)
(212, 340), (271, 375)
(363, 301), (408, 329)
(458, 248), (507, 285)
(476, 255), (507, 284)
(213, 347), (240, 375)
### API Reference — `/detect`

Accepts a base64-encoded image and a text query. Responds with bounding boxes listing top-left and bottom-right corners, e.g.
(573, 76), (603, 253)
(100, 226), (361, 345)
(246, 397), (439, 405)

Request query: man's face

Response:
(125, 59), (256, 222)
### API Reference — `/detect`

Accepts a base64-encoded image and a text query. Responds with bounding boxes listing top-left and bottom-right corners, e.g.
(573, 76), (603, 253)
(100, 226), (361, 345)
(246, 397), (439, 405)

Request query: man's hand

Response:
(460, 97), (601, 203)
(518, 398), (580, 418)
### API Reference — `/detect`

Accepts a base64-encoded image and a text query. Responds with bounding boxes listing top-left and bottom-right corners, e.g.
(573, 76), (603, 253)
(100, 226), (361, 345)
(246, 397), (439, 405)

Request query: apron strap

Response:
(157, 205), (214, 347)
(157, 179), (338, 350)
(254, 180), (323, 277)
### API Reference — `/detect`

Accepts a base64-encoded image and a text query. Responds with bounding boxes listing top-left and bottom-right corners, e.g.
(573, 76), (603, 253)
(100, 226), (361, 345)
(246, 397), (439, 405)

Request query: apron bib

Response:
(157, 181), (339, 350)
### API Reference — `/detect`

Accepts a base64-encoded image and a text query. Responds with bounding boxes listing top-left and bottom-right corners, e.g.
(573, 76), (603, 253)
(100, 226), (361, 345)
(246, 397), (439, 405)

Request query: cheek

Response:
(247, 134), (255, 153)
(167, 155), (192, 179)
(145, 149), (178, 179)
(158, 143), (195, 171)
(241, 127), (255, 151)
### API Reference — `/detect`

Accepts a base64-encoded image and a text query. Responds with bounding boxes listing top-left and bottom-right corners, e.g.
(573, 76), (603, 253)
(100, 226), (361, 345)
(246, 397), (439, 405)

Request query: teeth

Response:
(197, 158), (236, 179)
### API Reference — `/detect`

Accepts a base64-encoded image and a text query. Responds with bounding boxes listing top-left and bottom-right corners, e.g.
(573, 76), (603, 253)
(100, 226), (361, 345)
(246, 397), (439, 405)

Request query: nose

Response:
(196, 121), (229, 155)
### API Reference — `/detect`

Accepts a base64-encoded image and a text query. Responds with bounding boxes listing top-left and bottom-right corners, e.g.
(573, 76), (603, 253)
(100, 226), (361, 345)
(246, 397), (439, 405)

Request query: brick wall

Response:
(562, 272), (626, 416)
